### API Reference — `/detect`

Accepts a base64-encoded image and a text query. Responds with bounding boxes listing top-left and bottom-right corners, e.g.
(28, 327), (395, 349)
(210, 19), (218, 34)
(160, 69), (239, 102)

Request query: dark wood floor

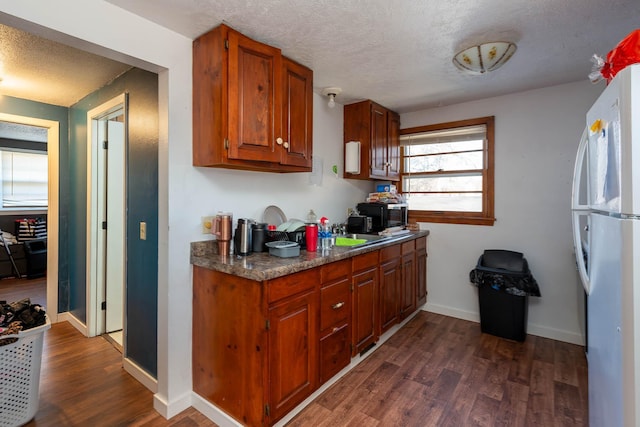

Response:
(287, 311), (588, 426)
(2, 278), (587, 426)
(22, 321), (216, 427)
(0, 276), (46, 306)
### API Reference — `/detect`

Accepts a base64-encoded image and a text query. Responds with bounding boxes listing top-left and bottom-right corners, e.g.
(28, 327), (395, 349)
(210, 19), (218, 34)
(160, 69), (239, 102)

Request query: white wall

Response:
(402, 80), (604, 344)
(190, 97), (371, 232)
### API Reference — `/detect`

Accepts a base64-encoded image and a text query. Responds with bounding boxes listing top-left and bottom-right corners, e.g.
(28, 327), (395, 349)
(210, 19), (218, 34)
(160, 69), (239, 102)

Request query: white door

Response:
(86, 94), (127, 339)
(105, 119), (125, 333)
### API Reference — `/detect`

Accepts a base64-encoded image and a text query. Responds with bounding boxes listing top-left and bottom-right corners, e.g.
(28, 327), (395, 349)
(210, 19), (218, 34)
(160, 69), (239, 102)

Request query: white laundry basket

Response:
(0, 317), (50, 427)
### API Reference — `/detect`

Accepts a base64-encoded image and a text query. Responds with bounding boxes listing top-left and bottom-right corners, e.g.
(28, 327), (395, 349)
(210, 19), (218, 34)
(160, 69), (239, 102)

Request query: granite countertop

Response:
(191, 230), (429, 282)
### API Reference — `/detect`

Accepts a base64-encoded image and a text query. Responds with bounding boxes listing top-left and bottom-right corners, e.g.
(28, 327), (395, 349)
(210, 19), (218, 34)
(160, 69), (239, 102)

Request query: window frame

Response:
(399, 116), (495, 226)
(0, 148), (49, 211)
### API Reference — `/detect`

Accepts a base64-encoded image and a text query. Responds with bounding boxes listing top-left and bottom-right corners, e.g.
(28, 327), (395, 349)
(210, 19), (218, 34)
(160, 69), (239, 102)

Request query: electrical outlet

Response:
(202, 216), (214, 234)
(140, 222), (147, 240)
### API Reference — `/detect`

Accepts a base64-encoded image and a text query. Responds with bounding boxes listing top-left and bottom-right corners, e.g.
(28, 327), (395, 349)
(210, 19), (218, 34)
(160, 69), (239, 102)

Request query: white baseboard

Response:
(124, 357), (158, 393)
(57, 311), (88, 336)
(191, 393), (242, 427)
(423, 302), (479, 323)
(422, 303), (585, 345)
(153, 390), (192, 420)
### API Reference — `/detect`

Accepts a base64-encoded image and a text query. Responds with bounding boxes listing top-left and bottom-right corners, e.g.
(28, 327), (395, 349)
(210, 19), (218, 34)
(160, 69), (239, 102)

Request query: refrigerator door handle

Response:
(572, 128), (590, 210)
(573, 210), (591, 294)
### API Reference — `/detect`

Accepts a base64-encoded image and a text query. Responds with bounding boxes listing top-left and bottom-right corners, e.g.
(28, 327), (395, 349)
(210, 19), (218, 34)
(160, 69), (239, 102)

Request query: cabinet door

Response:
(369, 103), (388, 178)
(268, 289), (318, 423)
(400, 250), (416, 319)
(281, 58), (313, 168)
(227, 28), (282, 163)
(352, 266), (377, 355)
(387, 111), (401, 180)
(379, 257), (400, 334)
(416, 237), (428, 307)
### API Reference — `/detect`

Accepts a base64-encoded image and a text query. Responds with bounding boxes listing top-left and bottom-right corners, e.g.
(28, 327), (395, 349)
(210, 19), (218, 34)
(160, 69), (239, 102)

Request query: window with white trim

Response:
(0, 150), (48, 208)
(400, 116), (495, 226)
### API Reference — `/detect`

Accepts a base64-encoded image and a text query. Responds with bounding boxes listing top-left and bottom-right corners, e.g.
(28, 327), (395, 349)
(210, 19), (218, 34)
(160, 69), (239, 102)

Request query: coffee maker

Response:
(212, 212), (233, 256)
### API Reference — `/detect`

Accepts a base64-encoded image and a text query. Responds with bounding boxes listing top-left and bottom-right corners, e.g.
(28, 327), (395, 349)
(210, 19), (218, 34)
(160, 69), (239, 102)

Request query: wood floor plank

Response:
(288, 311), (588, 427)
(19, 321), (217, 427)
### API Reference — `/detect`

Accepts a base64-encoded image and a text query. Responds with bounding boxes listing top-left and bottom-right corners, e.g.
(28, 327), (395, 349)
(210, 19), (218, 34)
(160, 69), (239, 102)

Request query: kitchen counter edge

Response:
(190, 230), (429, 282)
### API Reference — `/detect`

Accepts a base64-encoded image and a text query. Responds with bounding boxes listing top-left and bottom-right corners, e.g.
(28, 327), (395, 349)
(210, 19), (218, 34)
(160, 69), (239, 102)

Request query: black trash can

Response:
(469, 249), (540, 342)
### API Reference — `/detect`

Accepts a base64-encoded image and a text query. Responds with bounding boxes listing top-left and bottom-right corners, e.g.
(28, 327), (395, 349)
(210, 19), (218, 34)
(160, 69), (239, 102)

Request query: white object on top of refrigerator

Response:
(571, 63), (640, 427)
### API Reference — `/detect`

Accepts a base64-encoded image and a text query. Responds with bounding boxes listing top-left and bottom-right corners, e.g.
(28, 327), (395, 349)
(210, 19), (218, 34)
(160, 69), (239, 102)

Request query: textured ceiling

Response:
(0, 2), (638, 112)
(0, 24), (131, 107)
(105, 0), (640, 112)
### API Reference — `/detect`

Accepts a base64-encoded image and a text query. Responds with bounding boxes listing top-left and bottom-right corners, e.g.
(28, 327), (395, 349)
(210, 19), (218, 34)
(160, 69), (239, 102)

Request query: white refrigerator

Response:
(572, 63), (640, 427)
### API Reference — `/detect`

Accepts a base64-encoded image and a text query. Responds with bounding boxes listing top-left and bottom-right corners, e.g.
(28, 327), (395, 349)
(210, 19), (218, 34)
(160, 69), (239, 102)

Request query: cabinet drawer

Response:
(352, 251), (378, 272)
(320, 279), (350, 332)
(319, 323), (350, 384)
(380, 244), (401, 262)
(320, 259), (350, 284)
(416, 236), (427, 251)
(402, 240), (415, 255)
(267, 268), (319, 304)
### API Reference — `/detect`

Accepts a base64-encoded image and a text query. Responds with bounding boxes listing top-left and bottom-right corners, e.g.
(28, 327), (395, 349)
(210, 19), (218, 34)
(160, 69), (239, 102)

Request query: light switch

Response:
(140, 221), (147, 240)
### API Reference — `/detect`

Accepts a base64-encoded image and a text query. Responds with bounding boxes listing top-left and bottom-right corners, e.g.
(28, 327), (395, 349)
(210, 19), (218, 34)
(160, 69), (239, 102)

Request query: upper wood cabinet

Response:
(343, 99), (400, 181)
(193, 24), (313, 172)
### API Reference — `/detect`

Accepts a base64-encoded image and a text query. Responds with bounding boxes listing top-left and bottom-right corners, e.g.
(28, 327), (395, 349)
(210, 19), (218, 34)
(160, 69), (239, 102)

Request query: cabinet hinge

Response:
(224, 39), (229, 50)
(266, 320), (270, 330)
(102, 221), (107, 230)
(265, 404), (270, 417)
(101, 301), (106, 310)
(350, 343), (354, 352)
(103, 140), (108, 150)
(224, 138), (229, 150)
(350, 285), (354, 292)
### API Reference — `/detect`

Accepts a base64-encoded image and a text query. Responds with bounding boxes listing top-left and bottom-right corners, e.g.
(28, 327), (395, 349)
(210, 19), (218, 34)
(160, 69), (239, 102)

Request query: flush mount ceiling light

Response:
(452, 41), (517, 75)
(321, 87), (342, 108)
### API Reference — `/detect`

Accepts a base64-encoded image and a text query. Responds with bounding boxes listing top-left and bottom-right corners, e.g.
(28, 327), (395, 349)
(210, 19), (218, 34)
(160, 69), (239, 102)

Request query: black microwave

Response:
(356, 202), (408, 232)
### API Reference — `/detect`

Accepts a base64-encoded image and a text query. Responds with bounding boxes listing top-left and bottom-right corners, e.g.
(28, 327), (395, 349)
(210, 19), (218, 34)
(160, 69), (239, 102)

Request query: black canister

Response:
(252, 222), (268, 252)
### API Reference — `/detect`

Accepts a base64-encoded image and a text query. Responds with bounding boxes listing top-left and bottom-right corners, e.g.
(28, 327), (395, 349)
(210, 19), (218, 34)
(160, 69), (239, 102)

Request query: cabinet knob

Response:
(283, 141), (289, 149)
(331, 301), (345, 310)
(276, 137), (283, 145)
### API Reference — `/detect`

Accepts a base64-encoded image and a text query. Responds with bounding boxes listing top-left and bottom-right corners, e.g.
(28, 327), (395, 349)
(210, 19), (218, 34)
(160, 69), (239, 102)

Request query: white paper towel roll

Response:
(345, 141), (360, 174)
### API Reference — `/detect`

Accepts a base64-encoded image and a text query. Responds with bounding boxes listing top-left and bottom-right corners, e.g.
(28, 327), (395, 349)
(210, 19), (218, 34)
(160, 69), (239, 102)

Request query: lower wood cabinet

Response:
(319, 260), (351, 383)
(379, 245), (401, 335)
(351, 251), (379, 356)
(416, 236), (428, 307)
(268, 287), (318, 422)
(400, 240), (417, 320)
(192, 235), (427, 426)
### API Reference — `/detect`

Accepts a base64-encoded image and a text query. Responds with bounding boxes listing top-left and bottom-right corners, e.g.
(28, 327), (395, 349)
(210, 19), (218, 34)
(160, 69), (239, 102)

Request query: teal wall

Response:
(0, 96), (70, 312)
(1, 68), (159, 378)
(69, 68), (159, 376)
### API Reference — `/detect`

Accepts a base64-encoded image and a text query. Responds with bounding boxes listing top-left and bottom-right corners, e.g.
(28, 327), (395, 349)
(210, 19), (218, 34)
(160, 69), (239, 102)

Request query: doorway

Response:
(0, 113), (59, 322)
(86, 94), (127, 347)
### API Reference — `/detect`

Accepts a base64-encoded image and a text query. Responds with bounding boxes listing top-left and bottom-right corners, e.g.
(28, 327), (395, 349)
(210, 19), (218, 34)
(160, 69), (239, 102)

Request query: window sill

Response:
(0, 208), (48, 216)
(409, 212), (496, 226)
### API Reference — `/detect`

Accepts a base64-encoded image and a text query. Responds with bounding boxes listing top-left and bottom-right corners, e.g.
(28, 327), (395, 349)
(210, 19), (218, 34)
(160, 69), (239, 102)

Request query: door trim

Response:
(0, 113), (59, 323)
(86, 93), (127, 338)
